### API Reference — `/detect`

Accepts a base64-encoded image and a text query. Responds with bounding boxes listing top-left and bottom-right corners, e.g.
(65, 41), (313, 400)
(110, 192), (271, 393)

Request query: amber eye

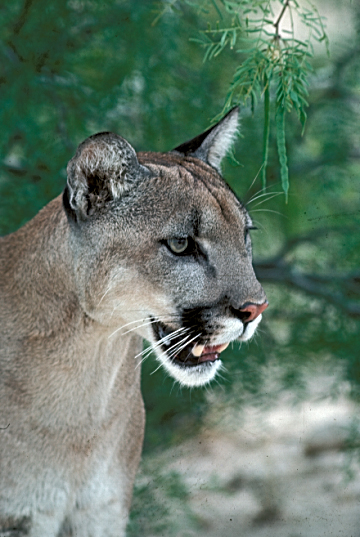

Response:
(167, 237), (189, 254)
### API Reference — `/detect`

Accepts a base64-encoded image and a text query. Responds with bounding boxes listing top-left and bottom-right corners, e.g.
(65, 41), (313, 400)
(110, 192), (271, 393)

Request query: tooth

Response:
(218, 342), (230, 353)
(192, 344), (205, 357)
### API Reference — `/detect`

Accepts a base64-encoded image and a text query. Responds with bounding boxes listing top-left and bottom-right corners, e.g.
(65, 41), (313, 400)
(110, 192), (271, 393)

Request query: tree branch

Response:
(254, 258), (360, 318)
(273, 0), (290, 38)
(5, 0), (36, 63)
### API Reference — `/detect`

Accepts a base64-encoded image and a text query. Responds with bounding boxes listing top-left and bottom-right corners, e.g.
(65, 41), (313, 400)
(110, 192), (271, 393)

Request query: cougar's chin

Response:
(157, 354), (222, 387)
(151, 320), (228, 387)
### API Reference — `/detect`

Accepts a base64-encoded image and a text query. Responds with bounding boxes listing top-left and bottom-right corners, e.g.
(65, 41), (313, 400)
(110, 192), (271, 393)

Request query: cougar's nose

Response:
(239, 301), (268, 322)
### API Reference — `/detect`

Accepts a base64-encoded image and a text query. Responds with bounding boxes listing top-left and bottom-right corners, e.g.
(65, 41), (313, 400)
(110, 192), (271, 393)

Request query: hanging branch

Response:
(187, 0), (328, 199)
(273, 0), (290, 37)
(276, 106), (289, 201)
(262, 73), (270, 189)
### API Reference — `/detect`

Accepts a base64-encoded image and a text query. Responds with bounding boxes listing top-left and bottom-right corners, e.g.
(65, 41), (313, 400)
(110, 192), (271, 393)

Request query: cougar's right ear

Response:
(173, 107), (239, 174)
(64, 132), (150, 220)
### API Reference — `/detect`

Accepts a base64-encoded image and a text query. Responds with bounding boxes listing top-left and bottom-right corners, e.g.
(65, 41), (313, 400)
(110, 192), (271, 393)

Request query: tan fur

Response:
(0, 110), (267, 536)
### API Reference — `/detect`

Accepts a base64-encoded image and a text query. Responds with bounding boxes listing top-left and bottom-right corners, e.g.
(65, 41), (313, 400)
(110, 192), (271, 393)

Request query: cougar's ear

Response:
(173, 107), (239, 173)
(64, 132), (149, 220)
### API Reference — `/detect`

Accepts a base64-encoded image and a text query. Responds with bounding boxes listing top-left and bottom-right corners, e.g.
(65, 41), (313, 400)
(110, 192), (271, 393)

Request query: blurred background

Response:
(1, 1), (359, 535)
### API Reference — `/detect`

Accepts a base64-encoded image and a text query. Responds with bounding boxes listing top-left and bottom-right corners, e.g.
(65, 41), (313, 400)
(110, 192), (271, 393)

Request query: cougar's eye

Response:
(167, 237), (189, 254)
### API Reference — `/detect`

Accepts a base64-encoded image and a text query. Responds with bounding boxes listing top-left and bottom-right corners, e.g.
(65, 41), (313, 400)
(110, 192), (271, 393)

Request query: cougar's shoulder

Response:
(0, 196), (80, 343)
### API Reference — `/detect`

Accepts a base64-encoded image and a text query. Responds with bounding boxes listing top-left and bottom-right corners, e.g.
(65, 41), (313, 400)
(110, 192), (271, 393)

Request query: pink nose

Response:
(239, 301), (268, 322)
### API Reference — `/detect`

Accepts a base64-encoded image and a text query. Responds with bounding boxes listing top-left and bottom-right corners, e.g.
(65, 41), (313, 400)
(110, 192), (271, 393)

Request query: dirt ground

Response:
(149, 375), (360, 537)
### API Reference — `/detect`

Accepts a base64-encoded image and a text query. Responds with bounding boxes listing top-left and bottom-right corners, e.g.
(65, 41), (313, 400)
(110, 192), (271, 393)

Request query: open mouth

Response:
(152, 320), (229, 368)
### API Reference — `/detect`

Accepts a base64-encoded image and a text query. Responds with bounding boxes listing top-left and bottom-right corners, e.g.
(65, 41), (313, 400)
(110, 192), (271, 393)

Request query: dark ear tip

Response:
(172, 107), (240, 163)
(173, 127), (213, 156)
(222, 106), (240, 120)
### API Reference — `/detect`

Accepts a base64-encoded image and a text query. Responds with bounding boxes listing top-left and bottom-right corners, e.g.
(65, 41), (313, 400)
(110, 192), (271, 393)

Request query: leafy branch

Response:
(254, 259), (360, 318)
(184, 0), (329, 200)
(253, 227), (360, 318)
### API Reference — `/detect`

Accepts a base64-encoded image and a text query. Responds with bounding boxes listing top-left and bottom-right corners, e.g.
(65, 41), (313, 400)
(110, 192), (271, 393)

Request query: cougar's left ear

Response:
(65, 132), (150, 220)
(173, 107), (239, 173)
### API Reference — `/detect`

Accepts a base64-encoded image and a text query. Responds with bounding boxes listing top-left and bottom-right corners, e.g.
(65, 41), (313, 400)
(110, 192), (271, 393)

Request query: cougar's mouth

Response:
(152, 320), (229, 368)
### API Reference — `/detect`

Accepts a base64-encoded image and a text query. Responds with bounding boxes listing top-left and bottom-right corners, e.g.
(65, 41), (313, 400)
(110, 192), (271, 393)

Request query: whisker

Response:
(121, 318), (168, 336)
(134, 327), (189, 361)
(246, 180), (283, 204)
(215, 370), (228, 384)
(169, 381), (177, 395)
(250, 208), (288, 217)
(167, 333), (200, 361)
(135, 353), (150, 370)
(150, 332), (197, 376)
(246, 184), (271, 204)
(247, 191), (283, 206)
(134, 328), (190, 370)
(108, 315), (180, 339)
(150, 362), (164, 376)
(218, 362), (229, 382)
(108, 317), (149, 338)
(251, 192), (284, 208)
(135, 349), (154, 371)
(135, 346), (152, 362)
(97, 285), (113, 307)
(250, 218), (265, 230)
(165, 335), (193, 360)
(108, 308), (180, 315)
(245, 164), (265, 194)
(164, 335), (195, 361)
(150, 328), (198, 375)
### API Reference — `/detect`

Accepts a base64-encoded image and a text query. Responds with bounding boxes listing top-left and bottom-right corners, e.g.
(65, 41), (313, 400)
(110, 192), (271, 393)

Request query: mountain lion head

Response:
(63, 108), (268, 387)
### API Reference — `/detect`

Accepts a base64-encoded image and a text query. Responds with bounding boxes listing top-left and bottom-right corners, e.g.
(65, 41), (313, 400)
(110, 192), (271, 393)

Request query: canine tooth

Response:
(192, 344), (205, 357)
(218, 342), (230, 353)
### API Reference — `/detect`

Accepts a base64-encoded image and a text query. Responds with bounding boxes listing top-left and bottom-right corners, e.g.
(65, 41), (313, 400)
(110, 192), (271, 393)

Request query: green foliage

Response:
(0, 0), (229, 235)
(181, 0), (328, 195)
(275, 105), (288, 199)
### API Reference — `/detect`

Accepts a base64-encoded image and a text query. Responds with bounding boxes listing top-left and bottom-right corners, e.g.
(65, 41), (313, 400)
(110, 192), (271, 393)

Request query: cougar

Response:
(0, 108), (267, 536)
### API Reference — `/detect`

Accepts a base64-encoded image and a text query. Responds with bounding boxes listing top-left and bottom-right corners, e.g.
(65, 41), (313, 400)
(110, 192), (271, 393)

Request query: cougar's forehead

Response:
(137, 154), (250, 237)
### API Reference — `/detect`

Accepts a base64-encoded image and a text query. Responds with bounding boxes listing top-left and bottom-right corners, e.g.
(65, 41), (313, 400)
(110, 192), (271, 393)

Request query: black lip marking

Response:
(152, 320), (218, 368)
